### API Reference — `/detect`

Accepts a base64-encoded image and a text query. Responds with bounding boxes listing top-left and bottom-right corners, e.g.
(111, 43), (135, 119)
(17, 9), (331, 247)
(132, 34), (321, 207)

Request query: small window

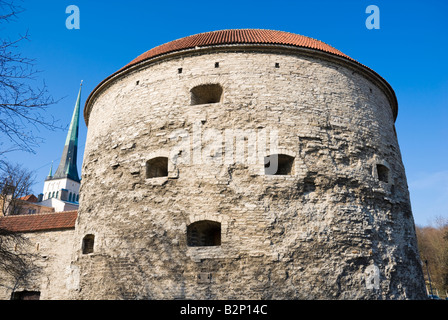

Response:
(376, 164), (389, 183)
(190, 84), (223, 105)
(11, 291), (40, 300)
(82, 234), (95, 254)
(275, 62), (280, 68)
(146, 157), (168, 178)
(178, 68), (183, 74)
(187, 220), (221, 247)
(264, 154), (295, 175)
(215, 62), (219, 68)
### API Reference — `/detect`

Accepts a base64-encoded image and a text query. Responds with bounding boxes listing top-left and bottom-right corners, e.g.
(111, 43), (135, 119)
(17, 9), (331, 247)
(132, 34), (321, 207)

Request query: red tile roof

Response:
(85, 29), (398, 123)
(0, 211), (77, 232)
(19, 194), (38, 203)
(124, 29), (355, 69)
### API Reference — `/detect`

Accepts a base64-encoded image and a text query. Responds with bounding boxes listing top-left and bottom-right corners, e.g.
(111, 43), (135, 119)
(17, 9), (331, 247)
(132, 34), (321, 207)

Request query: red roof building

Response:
(19, 195), (38, 203)
(0, 210), (77, 232)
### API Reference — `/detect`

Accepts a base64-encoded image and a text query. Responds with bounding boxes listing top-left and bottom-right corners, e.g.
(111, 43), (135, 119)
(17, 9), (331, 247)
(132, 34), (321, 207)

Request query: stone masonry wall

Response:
(0, 229), (75, 300)
(72, 48), (426, 299)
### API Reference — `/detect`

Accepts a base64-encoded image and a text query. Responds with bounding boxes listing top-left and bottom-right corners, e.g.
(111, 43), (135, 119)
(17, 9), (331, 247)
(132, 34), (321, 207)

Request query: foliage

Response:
(416, 217), (448, 298)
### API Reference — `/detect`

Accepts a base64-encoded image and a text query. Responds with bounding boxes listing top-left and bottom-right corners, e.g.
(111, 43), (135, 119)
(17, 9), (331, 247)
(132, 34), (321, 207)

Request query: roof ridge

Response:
(0, 210), (78, 219)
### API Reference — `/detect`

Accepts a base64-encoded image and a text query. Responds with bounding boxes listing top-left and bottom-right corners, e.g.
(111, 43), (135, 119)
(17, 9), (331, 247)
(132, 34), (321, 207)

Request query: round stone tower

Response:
(72, 29), (426, 299)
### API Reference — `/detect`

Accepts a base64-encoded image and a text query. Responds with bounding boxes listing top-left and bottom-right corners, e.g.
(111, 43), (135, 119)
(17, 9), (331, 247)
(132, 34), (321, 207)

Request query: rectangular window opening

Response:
(376, 164), (389, 183)
(264, 154), (295, 175)
(11, 291), (41, 300)
(187, 220), (221, 247)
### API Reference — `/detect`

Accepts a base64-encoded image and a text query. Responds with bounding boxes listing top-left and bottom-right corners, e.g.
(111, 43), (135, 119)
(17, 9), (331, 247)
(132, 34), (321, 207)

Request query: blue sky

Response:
(2, 0), (447, 226)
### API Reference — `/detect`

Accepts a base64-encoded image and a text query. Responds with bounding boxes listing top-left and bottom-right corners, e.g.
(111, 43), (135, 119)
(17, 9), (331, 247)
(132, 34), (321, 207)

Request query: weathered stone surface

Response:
(0, 33), (426, 300)
(0, 229), (75, 300)
(71, 46), (426, 299)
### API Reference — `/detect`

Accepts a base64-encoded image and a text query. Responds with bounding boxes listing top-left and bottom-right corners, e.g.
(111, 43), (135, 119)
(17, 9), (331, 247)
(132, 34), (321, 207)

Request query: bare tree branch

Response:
(0, 227), (37, 284)
(0, 0), (23, 23)
(0, 0), (62, 156)
(0, 160), (35, 215)
(0, 159), (40, 291)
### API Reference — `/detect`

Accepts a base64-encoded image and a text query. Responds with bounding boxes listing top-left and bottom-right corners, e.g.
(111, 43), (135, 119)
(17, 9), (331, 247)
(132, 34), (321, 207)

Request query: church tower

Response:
(39, 82), (82, 211)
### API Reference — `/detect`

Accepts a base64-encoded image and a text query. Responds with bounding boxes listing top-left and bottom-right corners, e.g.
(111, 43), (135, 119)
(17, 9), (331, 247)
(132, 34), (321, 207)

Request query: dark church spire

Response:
(53, 81), (82, 182)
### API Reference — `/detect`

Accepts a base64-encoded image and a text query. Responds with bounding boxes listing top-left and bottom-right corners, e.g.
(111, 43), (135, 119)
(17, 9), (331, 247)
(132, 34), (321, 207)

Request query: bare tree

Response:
(0, 1), (60, 297)
(0, 160), (40, 294)
(0, 0), (60, 157)
(0, 225), (41, 296)
(0, 161), (35, 216)
(0, 1), (56, 297)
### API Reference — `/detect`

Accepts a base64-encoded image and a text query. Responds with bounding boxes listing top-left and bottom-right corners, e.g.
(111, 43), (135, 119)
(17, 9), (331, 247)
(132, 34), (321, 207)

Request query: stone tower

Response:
(72, 29), (426, 299)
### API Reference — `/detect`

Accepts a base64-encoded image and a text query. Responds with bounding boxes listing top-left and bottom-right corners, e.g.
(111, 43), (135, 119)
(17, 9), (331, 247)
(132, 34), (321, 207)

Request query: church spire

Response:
(53, 81), (82, 182)
(47, 161), (53, 178)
